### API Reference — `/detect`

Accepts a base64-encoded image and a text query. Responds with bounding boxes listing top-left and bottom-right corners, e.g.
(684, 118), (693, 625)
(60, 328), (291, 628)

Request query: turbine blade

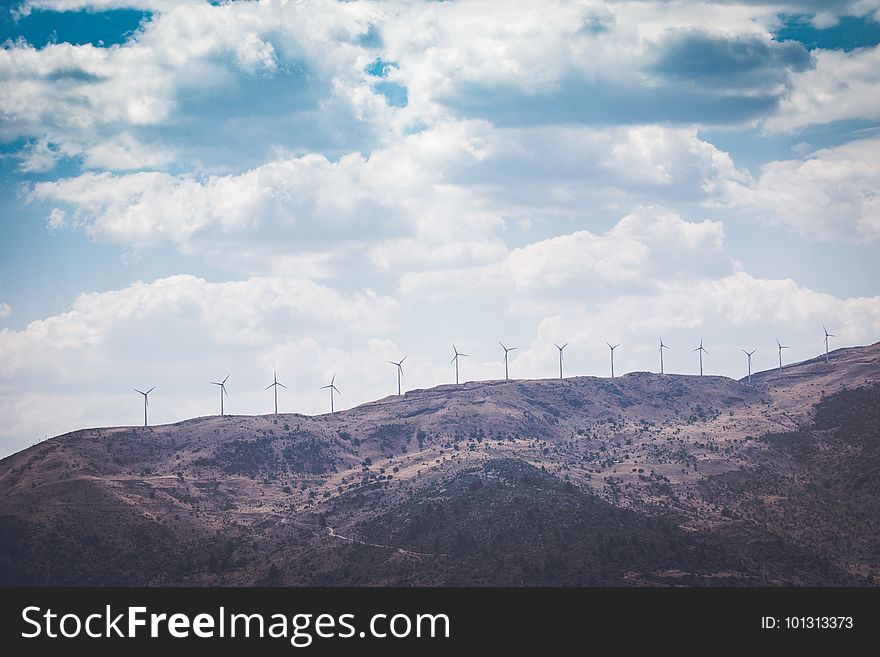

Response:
(222, 374), (230, 384)
(510, 346), (517, 351)
(450, 355), (457, 364)
(460, 352), (469, 358)
(134, 389), (144, 395)
(331, 373), (336, 385)
(499, 341), (506, 350)
(278, 382), (287, 388)
(266, 383), (274, 390)
(223, 386), (228, 397)
(146, 386), (155, 394)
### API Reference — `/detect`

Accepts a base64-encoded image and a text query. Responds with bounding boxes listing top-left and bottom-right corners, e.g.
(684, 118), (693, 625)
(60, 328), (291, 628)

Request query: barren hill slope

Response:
(1, 343), (879, 585)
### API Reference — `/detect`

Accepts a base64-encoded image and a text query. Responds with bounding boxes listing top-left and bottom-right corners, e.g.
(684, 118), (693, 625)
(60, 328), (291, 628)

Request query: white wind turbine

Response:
(265, 370), (286, 414)
(659, 336), (669, 374)
(321, 373), (341, 413)
(693, 338), (708, 376)
(823, 326), (835, 363)
(451, 343), (469, 385)
(554, 343), (568, 380)
(606, 342), (620, 379)
(776, 338), (789, 373)
(499, 342), (516, 380)
(210, 374), (229, 416)
(742, 349), (757, 384)
(134, 386), (155, 427)
(389, 356), (406, 395)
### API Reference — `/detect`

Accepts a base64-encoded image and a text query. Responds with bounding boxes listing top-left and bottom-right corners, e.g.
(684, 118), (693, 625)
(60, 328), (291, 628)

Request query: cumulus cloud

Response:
(28, 121), (748, 268)
(401, 207), (732, 301)
(0, 273), (399, 381)
(651, 29), (813, 89)
(27, 122), (506, 261)
(83, 132), (176, 170)
(725, 135), (880, 242)
(0, 303), (11, 319)
(767, 44), (880, 131)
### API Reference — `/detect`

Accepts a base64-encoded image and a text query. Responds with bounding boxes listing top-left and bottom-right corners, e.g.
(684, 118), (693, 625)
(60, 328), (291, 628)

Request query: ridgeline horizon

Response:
(14, 339), (876, 453)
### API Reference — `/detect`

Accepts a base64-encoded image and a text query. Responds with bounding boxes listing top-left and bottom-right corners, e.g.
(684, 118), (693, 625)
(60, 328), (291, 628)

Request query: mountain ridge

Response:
(1, 341), (878, 586)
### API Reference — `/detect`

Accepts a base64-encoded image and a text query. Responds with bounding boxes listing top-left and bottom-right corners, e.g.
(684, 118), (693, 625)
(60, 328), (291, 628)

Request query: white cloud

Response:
(768, 45), (880, 131)
(17, 138), (79, 173)
(235, 32), (278, 76)
(601, 126), (750, 192)
(83, 132), (176, 170)
(47, 207), (66, 230)
(726, 135), (880, 242)
(402, 207), (731, 300)
(0, 273), (399, 381)
(0, 303), (11, 319)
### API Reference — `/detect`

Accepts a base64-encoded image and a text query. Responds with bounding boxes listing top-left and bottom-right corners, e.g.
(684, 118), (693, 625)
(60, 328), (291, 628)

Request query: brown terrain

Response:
(1, 343), (879, 586)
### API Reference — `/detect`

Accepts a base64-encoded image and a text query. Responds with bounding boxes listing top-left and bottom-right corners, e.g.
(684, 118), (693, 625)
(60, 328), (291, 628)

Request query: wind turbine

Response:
(693, 338), (708, 376)
(451, 343), (469, 384)
(321, 373), (340, 412)
(389, 356), (406, 395)
(659, 336), (669, 374)
(742, 349), (757, 384)
(499, 342), (516, 380)
(265, 370), (286, 414)
(134, 386), (155, 427)
(776, 338), (789, 373)
(211, 374), (229, 416)
(554, 343), (568, 380)
(606, 342), (620, 379)
(823, 326), (835, 363)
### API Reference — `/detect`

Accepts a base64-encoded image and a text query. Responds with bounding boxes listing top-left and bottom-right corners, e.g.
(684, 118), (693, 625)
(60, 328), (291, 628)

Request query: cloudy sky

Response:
(1, 0), (879, 456)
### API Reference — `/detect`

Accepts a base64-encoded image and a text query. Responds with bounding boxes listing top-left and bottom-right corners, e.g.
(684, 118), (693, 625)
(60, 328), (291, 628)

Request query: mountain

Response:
(1, 343), (879, 586)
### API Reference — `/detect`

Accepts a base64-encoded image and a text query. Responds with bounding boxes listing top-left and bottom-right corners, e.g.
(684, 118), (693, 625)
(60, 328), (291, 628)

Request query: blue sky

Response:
(1, 0), (880, 457)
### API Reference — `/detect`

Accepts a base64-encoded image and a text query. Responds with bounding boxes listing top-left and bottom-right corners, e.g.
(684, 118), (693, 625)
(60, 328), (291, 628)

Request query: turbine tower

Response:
(554, 343), (568, 380)
(823, 326), (835, 363)
(776, 338), (789, 373)
(606, 342), (620, 379)
(659, 336), (669, 374)
(693, 338), (708, 376)
(210, 374), (229, 416)
(389, 356), (406, 395)
(321, 373), (340, 413)
(134, 386), (155, 427)
(499, 342), (516, 380)
(451, 343), (469, 384)
(265, 370), (286, 414)
(742, 349), (757, 384)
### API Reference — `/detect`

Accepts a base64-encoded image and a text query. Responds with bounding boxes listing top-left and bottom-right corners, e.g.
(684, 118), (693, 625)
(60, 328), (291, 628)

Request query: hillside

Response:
(1, 343), (879, 586)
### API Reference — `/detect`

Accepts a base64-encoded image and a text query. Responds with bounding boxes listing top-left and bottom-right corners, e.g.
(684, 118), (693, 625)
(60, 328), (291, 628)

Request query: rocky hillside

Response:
(1, 343), (878, 586)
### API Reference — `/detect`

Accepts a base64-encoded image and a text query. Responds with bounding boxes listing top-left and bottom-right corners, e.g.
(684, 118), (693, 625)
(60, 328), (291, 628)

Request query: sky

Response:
(1, 0), (880, 457)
